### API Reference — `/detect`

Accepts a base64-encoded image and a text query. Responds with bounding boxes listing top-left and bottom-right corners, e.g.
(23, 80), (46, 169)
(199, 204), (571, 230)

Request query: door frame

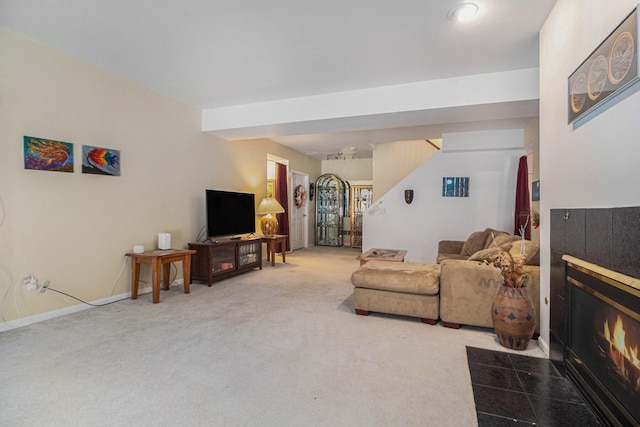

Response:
(290, 169), (309, 250)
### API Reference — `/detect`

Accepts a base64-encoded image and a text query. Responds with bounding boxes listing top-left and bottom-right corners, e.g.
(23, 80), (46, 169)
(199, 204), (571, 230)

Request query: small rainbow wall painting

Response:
(82, 145), (120, 176)
(23, 136), (74, 172)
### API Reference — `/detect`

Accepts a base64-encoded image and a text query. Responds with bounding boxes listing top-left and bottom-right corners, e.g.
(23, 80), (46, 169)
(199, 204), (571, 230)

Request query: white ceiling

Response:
(0, 0), (557, 159)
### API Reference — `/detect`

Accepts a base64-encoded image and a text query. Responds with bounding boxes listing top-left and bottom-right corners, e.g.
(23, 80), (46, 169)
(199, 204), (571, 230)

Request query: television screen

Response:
(206, 190), (256, 238)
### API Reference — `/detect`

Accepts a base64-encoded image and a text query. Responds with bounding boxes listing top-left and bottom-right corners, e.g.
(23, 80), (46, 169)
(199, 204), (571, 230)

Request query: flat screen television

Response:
(206, 189), (255, 238)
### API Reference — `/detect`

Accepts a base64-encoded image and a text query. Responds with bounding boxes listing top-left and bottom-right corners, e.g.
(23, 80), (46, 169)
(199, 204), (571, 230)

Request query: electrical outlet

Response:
(39, 280), (50, 293)
(23, 275), (38, 291)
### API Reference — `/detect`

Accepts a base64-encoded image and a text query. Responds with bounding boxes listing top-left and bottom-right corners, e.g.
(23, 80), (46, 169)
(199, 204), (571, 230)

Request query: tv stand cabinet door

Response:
(237, 239), (262, 270)
(189, 243), (215, 286)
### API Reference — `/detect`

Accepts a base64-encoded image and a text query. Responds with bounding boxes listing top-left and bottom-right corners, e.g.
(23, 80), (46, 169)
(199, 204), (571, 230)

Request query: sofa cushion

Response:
(467, 243), (513, 262)
(468, 239), (540, 265)
(483, 229), (515, 249)
(509, 240), (540, 266)
(461, 230), (489, 256)
(484, 227), (508, 235)
(351, 261), (440, 296)
(494, 233), (519, 246)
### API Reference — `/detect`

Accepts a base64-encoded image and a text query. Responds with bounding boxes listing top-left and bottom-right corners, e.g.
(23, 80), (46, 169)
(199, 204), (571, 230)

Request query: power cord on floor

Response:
(38, 256), (135, 307)
(46, 287), (152, 307)
(1, 257), (181, 317)
(47, 261), (179, 307)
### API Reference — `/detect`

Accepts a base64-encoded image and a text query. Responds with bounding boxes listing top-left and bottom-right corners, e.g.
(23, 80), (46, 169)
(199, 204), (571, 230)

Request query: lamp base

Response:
(260, 214), (279, 236)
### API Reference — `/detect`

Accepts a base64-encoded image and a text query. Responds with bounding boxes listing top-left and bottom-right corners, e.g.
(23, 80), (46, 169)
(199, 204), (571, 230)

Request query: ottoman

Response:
(350, 261), (440, 324)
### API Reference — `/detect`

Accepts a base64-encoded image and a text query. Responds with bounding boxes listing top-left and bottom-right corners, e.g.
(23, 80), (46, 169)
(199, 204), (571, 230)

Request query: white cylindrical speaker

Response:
(158, 233), (171, 250)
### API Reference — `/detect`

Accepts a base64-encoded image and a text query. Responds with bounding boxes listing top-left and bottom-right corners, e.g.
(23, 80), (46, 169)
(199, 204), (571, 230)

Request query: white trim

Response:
(267, 153), (289, 165)
(290, 170), (309, 250)
(537, 336), (550, 356)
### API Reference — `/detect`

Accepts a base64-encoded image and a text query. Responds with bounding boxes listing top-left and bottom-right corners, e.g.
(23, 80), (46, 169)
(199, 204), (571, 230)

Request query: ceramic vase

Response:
(491, 283), (536, 351)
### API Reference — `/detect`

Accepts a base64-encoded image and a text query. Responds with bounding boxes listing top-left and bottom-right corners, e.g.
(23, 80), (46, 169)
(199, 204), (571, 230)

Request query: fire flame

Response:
(603, 315), (640, 391)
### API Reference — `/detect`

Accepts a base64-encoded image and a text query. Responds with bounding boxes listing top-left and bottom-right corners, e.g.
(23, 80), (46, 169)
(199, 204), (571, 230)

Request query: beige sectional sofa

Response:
(351, 228), (541, 334)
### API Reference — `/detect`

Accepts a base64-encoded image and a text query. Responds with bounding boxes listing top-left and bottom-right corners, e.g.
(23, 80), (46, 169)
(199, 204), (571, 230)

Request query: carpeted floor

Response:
(0, 246), (546, 426)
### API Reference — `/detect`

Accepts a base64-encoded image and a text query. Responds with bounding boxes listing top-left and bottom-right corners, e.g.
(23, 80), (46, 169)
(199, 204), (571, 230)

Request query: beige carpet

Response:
(0, 246), (545, 426)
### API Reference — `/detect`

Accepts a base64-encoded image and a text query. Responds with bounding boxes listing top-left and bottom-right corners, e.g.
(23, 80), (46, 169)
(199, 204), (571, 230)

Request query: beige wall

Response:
(0, 29), (319, 323)
(232, 139), (321, 199)
(230, 139), (321, 244)
(372, 140), (439, 201)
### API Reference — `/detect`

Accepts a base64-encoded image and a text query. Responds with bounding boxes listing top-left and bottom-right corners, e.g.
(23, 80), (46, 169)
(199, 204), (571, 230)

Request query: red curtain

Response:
(275, 163), (290, 252)
(514, 155), (531, 240)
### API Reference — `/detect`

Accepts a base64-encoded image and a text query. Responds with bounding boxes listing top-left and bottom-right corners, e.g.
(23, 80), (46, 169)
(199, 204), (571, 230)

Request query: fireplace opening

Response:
(564, 255), (640, 426)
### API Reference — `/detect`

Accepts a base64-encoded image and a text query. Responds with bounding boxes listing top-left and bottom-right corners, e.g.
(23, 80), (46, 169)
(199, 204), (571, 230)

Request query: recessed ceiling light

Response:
(447, 3), (479, 22)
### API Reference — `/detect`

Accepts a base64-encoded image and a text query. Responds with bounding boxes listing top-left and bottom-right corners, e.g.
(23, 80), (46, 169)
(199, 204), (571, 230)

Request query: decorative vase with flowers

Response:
(484, 248), (536, 351)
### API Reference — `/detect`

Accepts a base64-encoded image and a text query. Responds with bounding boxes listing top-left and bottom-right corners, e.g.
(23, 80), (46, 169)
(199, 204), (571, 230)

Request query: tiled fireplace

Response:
(550, 207), (640, 426)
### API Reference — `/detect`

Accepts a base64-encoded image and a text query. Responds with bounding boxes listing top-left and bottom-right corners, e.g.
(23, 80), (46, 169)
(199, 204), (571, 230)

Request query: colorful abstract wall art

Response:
(24, 136), (74, 172)
(442, 177), (469, 197)
(82, 145), (120, 176)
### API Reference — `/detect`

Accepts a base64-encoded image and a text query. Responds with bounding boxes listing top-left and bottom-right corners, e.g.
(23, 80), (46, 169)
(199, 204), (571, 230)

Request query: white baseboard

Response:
(0, 284), (160, 332)
(537, 336), (550, 356)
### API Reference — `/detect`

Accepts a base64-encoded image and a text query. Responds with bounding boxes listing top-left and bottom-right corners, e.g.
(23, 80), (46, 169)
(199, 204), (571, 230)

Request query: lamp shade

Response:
(256, 196), (285, 215)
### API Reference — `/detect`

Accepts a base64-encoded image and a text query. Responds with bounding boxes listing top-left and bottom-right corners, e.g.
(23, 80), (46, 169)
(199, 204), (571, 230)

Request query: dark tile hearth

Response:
(467, 346), (602, 426)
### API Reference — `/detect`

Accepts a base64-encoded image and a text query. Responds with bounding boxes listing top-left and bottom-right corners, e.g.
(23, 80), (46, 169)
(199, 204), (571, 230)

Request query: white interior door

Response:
(289, 170), (309, 250)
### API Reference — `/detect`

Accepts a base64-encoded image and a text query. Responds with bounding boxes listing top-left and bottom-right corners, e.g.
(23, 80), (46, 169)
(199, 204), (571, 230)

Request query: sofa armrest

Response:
(437, 240), (465, 256)
(439, 260), (540, 334)
(440, 260), (502, 329)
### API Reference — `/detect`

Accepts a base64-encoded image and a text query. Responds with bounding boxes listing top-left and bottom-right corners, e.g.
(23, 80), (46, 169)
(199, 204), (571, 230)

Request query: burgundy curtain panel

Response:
(514, 155), (531, 240)
(275, 163), (290, 252)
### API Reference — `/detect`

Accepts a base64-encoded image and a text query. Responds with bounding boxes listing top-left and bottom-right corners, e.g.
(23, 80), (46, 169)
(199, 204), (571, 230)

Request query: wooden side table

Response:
(126, 249), (196, 303)
(261, 235), (288, 266)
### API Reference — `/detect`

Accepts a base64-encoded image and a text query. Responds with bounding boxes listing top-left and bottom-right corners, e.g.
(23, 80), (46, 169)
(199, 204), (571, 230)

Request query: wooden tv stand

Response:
(188, 237), (262, 286)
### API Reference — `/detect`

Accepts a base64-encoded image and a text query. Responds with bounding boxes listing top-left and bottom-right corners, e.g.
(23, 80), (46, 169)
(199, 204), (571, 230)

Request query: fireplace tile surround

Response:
(551, 207), (640, 280)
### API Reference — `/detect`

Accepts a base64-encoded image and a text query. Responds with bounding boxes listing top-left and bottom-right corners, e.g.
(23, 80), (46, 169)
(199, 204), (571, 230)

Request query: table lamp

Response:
(256, 196), (285, 236)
